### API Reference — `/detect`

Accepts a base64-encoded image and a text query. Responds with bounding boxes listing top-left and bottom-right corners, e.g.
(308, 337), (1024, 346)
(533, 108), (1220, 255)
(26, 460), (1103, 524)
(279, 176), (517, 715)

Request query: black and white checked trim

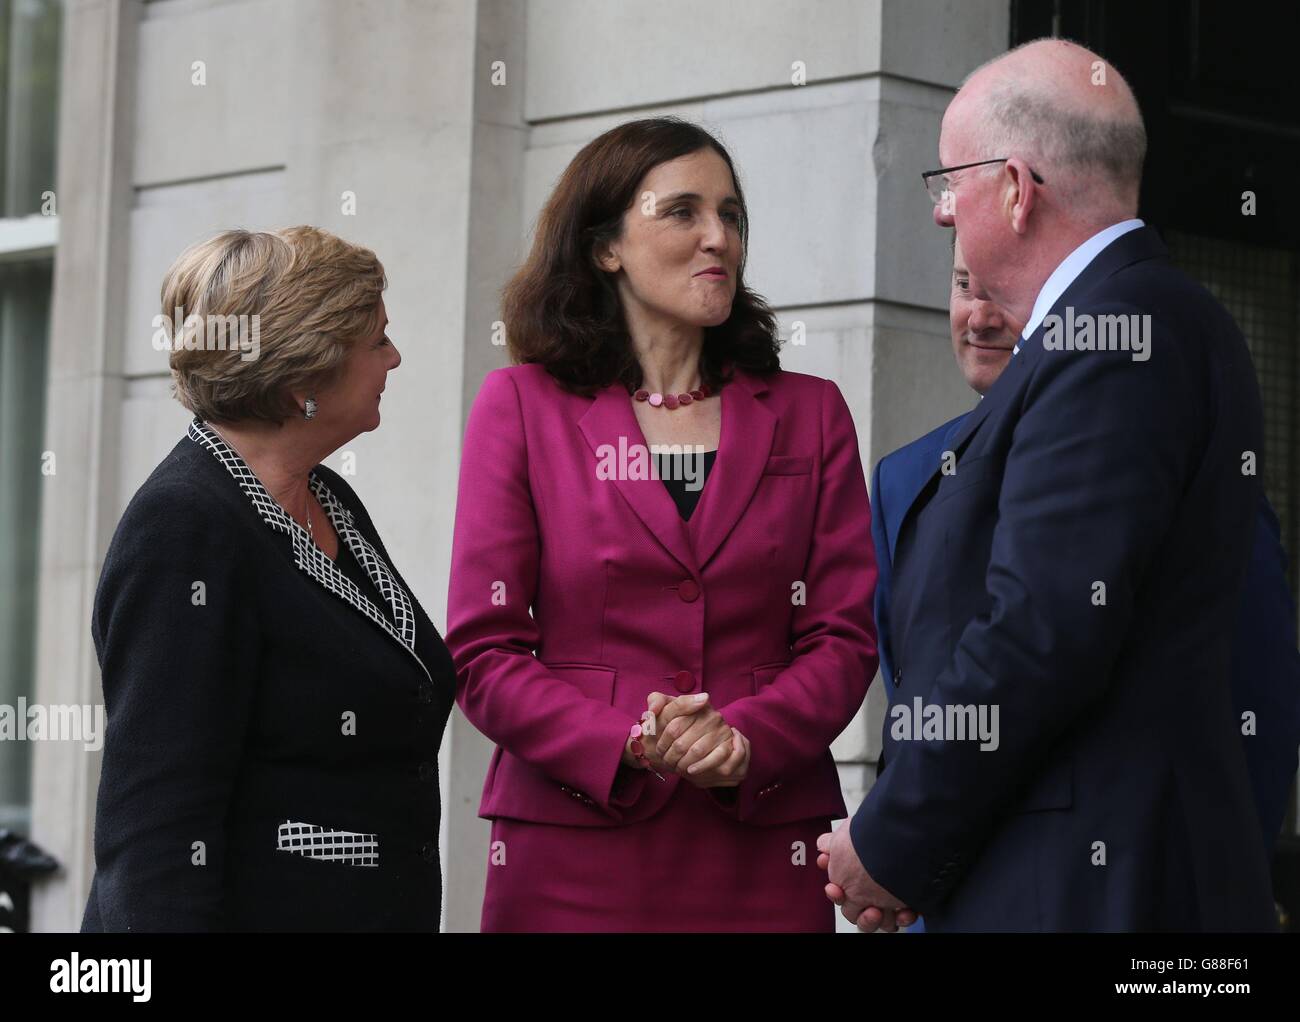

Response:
(310, 477), (416, 650)
(187, 419), (430, 683)
(276, 820), (378, 867)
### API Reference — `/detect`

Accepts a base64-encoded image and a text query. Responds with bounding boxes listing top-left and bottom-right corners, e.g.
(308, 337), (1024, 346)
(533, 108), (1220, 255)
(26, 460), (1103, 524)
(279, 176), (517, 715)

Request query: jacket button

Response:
(418, 761), (435, 782)
(677, 579), (700, 602)
(673, 670), (695, 693)
(419, 842), (436, 863)
(893, 667), (902, 687)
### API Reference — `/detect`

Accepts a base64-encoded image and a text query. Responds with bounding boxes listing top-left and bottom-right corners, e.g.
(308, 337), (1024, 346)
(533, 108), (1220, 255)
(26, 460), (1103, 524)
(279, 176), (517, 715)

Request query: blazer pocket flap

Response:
(763, 455), (812, 475)
(542, 661), (617, 702)
(276, 820), (379, 866)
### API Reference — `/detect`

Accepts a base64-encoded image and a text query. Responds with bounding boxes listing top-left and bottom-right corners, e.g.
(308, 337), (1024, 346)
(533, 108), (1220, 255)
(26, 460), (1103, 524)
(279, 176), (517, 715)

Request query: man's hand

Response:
(816, 824), (918, 932)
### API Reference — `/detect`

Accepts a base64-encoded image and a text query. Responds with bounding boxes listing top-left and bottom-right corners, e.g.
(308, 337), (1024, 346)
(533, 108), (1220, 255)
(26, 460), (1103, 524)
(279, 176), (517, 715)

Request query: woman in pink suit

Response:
(446, 117), (879, 932)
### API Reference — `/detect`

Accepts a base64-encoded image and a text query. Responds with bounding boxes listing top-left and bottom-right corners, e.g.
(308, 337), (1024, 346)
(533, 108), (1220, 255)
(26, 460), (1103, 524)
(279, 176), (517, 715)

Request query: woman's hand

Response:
(684, 728), (749, 788)
(624, 692), (751, 788)
(654, 692), (735, 774)
(621, 697), (672, 773)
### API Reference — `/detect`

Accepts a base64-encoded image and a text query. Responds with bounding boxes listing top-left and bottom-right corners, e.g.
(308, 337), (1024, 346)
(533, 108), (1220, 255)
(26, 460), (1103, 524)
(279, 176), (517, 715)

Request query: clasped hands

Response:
(621, 691), (749, 788)
(618, 691), (916, 931)
(815, 825), (919, 933)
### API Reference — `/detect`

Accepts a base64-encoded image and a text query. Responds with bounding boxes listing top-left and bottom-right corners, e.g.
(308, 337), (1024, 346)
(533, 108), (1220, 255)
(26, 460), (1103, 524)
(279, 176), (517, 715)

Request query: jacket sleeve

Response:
(849, 301), (1216, 912)
(87, 483), (260, 931)
(445, 369), (649, 819)
(1231, 495), (1300, 848)
(713, 377), (879, 821)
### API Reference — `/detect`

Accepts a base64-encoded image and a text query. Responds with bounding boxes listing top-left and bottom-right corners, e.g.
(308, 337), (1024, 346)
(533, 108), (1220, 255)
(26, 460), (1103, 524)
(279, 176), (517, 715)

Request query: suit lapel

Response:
(578, 384), (699, 574)
(311, 478), (417, 652)
(187, 419), (433, 685)
(576, 369), (776, 573)
(887, 413), (969, 562)
(688, 370), (776, 569)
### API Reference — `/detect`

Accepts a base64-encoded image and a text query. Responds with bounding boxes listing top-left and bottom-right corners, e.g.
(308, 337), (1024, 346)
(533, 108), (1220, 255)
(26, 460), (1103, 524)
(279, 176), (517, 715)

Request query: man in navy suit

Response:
(818, 38), (1286, 931)
(869, 234), (1300, 932)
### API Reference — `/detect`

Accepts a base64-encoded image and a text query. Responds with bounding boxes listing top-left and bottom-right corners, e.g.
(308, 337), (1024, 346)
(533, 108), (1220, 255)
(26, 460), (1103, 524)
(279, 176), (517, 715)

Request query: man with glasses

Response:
(861, 234), (1300, 933)
(818, 37), (1280, 932)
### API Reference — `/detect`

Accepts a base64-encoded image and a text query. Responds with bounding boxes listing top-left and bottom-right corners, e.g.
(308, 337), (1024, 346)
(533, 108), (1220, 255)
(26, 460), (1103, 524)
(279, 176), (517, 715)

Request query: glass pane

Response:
(1167, 231), (1300, 838)
(0, 259), (51, 830)
(1166, 230), (1300, 606)
(2, 0), (63, 217)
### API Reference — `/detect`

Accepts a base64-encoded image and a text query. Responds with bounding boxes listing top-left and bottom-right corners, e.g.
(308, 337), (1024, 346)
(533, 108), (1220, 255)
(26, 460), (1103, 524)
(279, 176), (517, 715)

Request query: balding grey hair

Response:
(975, 80), (1146, 206)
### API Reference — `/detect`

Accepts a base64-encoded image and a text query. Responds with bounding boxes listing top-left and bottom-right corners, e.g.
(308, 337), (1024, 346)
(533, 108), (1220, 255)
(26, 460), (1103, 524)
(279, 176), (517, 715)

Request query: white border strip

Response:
(0, 215), (59, 260)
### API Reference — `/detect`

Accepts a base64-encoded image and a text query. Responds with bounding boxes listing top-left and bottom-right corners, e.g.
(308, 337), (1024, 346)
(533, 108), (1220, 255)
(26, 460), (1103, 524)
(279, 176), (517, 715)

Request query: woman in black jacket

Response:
(81, 226), (455, 932)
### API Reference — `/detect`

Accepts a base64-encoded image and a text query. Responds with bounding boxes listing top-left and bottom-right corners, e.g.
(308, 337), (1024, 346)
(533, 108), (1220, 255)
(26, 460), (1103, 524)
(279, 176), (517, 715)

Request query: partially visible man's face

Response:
(950, 237), (1024, 395)
(934, 92), (1009, 295)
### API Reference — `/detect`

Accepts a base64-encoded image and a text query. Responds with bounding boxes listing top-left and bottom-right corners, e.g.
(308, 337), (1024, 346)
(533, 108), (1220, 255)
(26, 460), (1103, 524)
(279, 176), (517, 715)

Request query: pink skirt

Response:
(481, 781), (835, 932)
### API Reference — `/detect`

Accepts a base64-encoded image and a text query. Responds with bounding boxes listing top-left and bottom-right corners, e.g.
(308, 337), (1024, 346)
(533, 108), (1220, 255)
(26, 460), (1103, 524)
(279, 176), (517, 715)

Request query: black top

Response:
(82, 431), (456, 933)
(654, 449), (718, 520)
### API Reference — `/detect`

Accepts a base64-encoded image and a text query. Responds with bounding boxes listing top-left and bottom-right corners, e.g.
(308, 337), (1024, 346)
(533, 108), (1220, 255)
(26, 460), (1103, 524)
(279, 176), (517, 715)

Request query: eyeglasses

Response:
(921, 159), (1045, 206)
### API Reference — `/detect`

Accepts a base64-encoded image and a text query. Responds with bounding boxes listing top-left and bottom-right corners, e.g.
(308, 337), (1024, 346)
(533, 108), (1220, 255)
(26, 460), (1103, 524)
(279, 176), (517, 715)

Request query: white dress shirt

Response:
(1013, 218), (1145, 355)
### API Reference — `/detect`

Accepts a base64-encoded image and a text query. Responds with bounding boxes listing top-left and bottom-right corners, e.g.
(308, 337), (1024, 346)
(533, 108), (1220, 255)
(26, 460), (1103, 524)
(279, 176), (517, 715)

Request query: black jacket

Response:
(81, 422), (455, 932)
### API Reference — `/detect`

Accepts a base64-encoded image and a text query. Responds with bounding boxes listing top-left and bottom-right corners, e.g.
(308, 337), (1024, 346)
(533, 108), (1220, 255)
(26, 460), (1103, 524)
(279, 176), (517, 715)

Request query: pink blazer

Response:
(445, 363), (878, 827)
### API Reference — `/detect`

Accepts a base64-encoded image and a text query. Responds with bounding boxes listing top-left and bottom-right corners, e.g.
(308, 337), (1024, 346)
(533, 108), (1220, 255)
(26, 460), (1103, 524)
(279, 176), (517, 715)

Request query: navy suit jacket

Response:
(873, 415), (1300, 852)
(851, 225), (1284, 930)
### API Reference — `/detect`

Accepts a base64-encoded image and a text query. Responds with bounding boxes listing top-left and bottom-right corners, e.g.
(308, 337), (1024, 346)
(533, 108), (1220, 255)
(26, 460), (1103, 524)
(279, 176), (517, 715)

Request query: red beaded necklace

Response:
(633, 383), (711, 410)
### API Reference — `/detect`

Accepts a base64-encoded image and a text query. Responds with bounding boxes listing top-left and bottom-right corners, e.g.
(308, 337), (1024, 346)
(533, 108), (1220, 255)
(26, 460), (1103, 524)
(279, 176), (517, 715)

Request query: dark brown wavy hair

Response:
(502, 117), (781, 395)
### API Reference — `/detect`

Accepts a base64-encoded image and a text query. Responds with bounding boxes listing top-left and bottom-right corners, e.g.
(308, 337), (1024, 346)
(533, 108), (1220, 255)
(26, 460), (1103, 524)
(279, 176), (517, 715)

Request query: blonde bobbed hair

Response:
(162, 225), (386, 424)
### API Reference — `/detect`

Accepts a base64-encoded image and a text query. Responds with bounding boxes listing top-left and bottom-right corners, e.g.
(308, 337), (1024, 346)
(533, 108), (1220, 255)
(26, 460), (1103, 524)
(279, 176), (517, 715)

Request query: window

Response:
(0, 261), (51, 830)
(0, 0), (61, 831)
(1166, 231), (1300, 606)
